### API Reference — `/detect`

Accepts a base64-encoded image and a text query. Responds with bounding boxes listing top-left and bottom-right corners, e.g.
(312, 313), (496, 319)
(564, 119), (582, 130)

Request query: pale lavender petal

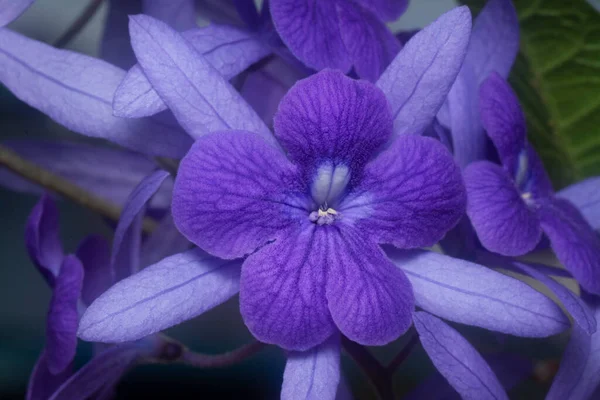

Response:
(0, 28), (192, 157)
(76, 235), (112, 306)
(101, 0), (141, 69)
(78, 249), (241, 342)
(413, 311), (508, 400)
(270, 0), (351, 72)
(143, 0), (197, 31)
(355, 0), (409, 21)
(349, 135), (465, 249)
(46, 255), (84, 374)
(538, 198), (600, 295)
(558, 176), (600, 230)
(27, 351), (72, 400)
(464, 161), (542, 256)
(111, 170), (170, 281)
(0, 0), (35, 27)
(388, 249), (569, 337)
(337, 2), (401, 82)
(113, 24), (271, 118)
(140, 212), (191, 267)
(128, 15), (272, 142)
(281, 335), (340, 400)
(172, 131), (303, 260)
(376, 7), (471, 136)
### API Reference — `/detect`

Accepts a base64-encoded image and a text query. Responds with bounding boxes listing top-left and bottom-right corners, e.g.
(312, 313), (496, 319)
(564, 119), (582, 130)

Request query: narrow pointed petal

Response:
(349, 135), (465, 249)
(464, 161), (542, 256)
(76, 235), (112, 306)
(46, 256), (84, 374)
(142, 0), (197, 31)
(414, 312), (508, 400)
(140, 212), (191, 268)
(0, 0), (35, 27)
(172, 131), (303, 260)
(388, 249), (569, 337)
(101, 0), (141, 69)
(113, 24), (271, 118)
(376, 7), (471, 136)
(78, 249), (241, 342)
(538, 198), (600, 295)
(26, 194), (64, 285)
(558, 176), (600, 230)
(281, 335), (341, 400)
(27, 351), (72, 400)
(355, 0), (409, 21)
(0, 28), (192, 158)
(270, 0), (351, 72)
(128, 15), (272, 142)
(111, 170), (170, 281)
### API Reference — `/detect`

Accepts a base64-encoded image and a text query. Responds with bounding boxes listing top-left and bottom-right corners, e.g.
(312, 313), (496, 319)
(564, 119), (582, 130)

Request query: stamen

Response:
(311, 163), (350, 206)
(309, 208), (340, 225)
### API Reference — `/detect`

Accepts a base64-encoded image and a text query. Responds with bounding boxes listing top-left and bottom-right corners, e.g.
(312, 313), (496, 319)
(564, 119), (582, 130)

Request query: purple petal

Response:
(337, 2), (401, 82)
(281, 335), (341, 400)
(46, 255), (84, 374)
(140, 212), (191, 268)
(538, 198), (600, 295)
(27, 351), (72, 400)
(25, 194), (64, 285)
(128, 15), (272, 143)
(270, 0), (351, 72)
(376, 6), (472, 136)
(78, 249), (241, 342)
(0, 0), (35, 27)
(76, 235), (112, 306)
(172, 131), (302, 260)
(240, 227), (337, 351)
(388, 249), (569, 337)
(232, 0), (260, 29)
(349, 135), (465, 249)
(49, 343), (141, 400)
(0, 140), (173, 209)
(413, 311), (508, 400)
(558, 176), (600, 230)
(464, 161), (542, 256)
(142, 0), (197, 31)
(101, 0), (141, 69)
(354, 0), (409, 21)
(0, 28), (192, 158)
(113, 24), (271, 118)
(111, 170), (170, 281)
(274, 69), (392, 175)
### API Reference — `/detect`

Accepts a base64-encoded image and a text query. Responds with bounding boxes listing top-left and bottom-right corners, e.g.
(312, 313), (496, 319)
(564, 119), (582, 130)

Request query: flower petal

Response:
(337, 2), (401, 82)
(413, 311), (509, 400)
(240, 227), (336, 351)
(78, 249), (241, 342)
(128, 15), (272, 143)
(558, 176), (600, 230)
(376, 6), (471, 136)
(538, 198), (600, 295)
(354, 0), (409, 21)
(27, 351), (72, 400)
(140, 212), (191, 268)
(142, 0), (197, 31)
(274, 69), (392, 176)
(388, 249), (569, 337)
(232, 0), (261, 29)
(113, 24), (271, 118)
(281, 334), (341, 400)
(0, 28), (192, 158)
(0, 0), (35, 27)
(270, 0), (351, 72)
(76, 235), (112, 306)
(464, 161), (542, 256)
(325, 228), (415, 346)
(101, 0), (141, 69)
(25, 194), (64, 286)
(46, 255), (84, 374)
(349, 135), (465, 249)
(172, 131), (303, 260)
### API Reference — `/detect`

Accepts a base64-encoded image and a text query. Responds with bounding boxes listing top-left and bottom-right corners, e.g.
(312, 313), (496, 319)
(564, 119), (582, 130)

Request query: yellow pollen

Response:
(318, 208), (338, 217)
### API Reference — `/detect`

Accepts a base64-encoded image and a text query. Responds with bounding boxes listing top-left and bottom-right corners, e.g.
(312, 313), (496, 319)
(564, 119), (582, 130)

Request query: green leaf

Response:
(461, 0), (600, 188)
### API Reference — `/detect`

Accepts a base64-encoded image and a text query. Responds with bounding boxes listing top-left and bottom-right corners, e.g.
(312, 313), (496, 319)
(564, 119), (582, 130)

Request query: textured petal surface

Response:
(414, 311), (508, 400)
(128, 15), (272, 142)
(0, 28), (192, 158)
(27, 351), (72, 400)
(113, 24), (271, 118)
(270, 0), (351, 72)
(274, 69), (392, 176)
(355, 0), (408, 21)
(376, 7), (471, 136)
(76, 235), (112, 306)
(337, 2), (401, 82)
(464, 161), (541, 256)
(558, 176), (600, 230)
(142, 0), (197, 31)
(281, 335), (340, 400)
(349, 135), (465, 248)
(538, 198), (600, 295)
(388, 249), (569, 337)
(0, 0), (35, 27)
(140, 212), (191, 268)
(78, 249), (241, 342)
(172, 131), (303, 260)
(46, 256), (84, 374)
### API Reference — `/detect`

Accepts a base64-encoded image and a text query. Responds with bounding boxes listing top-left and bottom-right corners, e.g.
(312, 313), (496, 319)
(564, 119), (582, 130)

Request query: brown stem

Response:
(53, 0), (105, 48)
(0, 143), (157, 233)
(179, 341), (267, 368)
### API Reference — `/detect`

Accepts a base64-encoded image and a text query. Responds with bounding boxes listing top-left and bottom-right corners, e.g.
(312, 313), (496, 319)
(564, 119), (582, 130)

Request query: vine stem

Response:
(54, 0), (105, 48)
(0, 143), (157, 233)
(179, 341), (267, 368)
